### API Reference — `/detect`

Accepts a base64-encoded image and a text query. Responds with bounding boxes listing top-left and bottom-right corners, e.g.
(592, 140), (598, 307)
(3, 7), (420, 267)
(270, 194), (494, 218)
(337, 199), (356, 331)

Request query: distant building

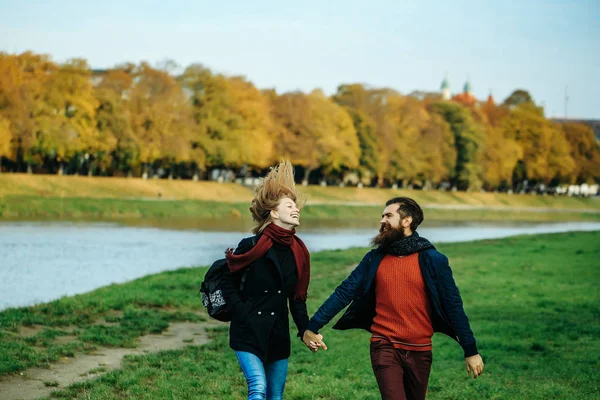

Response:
(451, 79), (477, 106)
(440, 76), (478, 106)
(440, 76), (451, 100)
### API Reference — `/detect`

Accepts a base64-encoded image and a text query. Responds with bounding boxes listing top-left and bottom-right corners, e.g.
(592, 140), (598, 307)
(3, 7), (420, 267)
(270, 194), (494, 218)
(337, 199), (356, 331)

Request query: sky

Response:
(1, 0), (599, 119)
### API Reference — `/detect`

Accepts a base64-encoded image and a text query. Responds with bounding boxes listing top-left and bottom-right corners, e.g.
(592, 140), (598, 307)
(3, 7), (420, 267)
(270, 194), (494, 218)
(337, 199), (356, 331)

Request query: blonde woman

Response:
(221, 160), (322, 400)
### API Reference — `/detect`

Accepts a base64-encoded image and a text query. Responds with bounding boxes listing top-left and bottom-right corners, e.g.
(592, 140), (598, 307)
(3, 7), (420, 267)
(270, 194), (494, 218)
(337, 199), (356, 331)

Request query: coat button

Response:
(264, 290), (268, 293)
(271, 312), (275, 316)
(258, 311), (262, 315)
(277, 290), (281, 294)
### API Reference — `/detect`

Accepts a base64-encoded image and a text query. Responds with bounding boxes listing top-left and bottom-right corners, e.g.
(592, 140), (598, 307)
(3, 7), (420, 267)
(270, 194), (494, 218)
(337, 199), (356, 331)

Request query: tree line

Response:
(1, 51), (599, 191)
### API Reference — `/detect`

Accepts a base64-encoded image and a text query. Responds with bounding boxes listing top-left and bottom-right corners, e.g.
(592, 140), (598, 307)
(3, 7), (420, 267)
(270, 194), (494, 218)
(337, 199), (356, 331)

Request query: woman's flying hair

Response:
(250, 160), (305, 234)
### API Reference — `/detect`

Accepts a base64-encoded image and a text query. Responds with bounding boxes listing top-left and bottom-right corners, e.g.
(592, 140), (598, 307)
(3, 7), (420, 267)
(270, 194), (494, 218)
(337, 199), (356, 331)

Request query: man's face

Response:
(272, 197), (300, 228)
(371, 204), (412, 248)
(379, 204), (403, 231)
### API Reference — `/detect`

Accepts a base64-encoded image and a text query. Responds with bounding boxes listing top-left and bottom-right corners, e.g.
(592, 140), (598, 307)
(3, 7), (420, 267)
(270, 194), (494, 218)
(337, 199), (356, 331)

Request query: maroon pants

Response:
(370, 341), (433, 400)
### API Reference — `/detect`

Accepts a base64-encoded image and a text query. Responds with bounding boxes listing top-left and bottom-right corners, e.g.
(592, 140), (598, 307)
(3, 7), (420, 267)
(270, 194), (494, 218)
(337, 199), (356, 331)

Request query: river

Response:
(1, 220), (599, 310)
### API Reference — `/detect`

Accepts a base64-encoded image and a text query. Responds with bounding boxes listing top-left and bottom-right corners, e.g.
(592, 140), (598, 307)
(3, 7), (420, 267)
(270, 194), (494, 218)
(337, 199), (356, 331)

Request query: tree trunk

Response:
(302, 167), (313, 186)
(27, 163), (32, 174)
(142, 164), (148, 180)
(58, 163), (64, 175)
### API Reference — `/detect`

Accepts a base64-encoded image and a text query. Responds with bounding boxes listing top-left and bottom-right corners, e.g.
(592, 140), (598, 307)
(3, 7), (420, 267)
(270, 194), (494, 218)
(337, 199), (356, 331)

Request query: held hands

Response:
(465, 354), (484, 379)
(302, 330), (328, 353)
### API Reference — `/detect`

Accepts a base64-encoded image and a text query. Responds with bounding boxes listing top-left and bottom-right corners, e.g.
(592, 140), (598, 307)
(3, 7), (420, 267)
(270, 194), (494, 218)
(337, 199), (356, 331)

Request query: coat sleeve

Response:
(435, 253), (479, 357)
(220, 238), (253, 313)
(306, 251), (372, 334)
(289, 298), (309, 339)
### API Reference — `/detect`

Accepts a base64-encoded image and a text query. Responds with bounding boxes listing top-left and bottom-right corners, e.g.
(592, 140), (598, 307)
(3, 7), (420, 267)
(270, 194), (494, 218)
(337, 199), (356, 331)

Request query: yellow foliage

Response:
(0, 116), (12, 157)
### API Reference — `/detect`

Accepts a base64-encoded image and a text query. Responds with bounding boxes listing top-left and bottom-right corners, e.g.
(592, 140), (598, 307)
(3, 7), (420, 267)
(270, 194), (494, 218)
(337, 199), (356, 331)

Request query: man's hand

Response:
(302, 330), (328, 352)
(465, 354), (484, 379)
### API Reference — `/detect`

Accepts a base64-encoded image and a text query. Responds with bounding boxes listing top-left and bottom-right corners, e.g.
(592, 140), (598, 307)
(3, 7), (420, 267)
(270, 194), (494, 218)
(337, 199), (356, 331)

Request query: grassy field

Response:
(1, 231), (598, 399)
(1, 174), (600, 224)
(2, 196), (600, 226)
(1, 173), (599, 208)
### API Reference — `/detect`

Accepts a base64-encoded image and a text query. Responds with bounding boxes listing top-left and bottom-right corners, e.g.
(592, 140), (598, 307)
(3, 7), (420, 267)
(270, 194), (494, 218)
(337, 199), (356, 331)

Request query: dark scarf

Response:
(226, 223), (310, 301)
(381, 231), (435, 256)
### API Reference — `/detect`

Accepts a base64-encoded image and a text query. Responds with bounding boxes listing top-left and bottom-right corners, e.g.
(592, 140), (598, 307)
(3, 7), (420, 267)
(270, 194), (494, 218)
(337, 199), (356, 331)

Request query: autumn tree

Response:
(128, 62), (195, 178)
(181, 65), (272, 172)
(0, 116), (12, 172)
(333, 84), (397, 186)
(481, 125), (521, 189)
(94, 67), (137, 175)
(41, 58), (103, 174)
(269, 89), (359, 183)
(306, 90), (359, 178)
(0, 52), (57, 172)
(560, 122), (600, 183)
(430, 101), (486, 190)
(547, 124), (576, 184)
(344, 107), (378, 183)
(480, 95), (509, 127)
(503, 89), (533, 108)
(501, 103), (575, 185)
(420, 113), (457, 186)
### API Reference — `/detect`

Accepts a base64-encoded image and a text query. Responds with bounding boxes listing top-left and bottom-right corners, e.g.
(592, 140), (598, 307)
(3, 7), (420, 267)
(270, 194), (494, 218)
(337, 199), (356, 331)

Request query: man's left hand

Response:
(465, 354), (484, 379)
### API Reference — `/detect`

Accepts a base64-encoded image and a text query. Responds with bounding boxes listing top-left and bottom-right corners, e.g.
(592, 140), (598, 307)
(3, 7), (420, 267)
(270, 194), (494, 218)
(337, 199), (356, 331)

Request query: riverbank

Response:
(2, 173), (600, 207)
(1, 231), (598, 399)
(2, 174), (599, 224)
(1, 195), (600, 226)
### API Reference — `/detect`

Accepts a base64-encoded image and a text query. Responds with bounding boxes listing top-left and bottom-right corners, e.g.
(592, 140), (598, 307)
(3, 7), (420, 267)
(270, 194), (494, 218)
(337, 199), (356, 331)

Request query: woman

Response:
(221, 160), (321, 400)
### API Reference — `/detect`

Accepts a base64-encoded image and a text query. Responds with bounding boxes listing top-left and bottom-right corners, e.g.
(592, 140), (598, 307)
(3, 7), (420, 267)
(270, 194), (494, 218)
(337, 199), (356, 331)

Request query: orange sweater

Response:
(370, 253), (434, 351)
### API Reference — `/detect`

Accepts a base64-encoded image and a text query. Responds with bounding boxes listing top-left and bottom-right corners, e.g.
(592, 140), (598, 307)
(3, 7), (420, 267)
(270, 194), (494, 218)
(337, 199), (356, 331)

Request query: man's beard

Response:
(370, 222), (406, 249)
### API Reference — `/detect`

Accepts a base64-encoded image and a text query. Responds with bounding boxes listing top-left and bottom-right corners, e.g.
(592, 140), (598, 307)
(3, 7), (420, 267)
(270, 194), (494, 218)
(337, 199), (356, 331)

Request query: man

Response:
(302, 197), (484, 400)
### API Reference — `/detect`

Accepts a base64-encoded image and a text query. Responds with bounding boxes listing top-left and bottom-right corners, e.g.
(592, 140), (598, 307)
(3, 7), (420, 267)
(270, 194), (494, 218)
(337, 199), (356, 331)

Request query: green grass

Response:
(3, 173), (600, 211)
(0, 269), (207, 375)
(2, 173), (600, 225)
(3, 231), (600, 399)
(1, 195), (599, 226)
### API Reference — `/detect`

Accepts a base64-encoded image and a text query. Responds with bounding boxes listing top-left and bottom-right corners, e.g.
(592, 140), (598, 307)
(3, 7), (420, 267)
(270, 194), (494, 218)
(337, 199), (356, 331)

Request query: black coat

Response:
(222, 235), (309, 362)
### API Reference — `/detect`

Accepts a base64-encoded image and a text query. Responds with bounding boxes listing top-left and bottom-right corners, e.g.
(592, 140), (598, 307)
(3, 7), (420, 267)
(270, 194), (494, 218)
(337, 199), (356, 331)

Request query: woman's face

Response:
(271, 197), (300, 229)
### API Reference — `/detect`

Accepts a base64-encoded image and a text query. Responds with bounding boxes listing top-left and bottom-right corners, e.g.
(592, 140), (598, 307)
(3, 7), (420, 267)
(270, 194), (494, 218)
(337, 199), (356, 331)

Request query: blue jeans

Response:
(235, 351), (288, 400)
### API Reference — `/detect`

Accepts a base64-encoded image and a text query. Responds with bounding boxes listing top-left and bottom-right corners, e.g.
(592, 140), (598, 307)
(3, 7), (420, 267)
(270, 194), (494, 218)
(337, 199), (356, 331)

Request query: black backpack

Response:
(200, 236), (256, 322)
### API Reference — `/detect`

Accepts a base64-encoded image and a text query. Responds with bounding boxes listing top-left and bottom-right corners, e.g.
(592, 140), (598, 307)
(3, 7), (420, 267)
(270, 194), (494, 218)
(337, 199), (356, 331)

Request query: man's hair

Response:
(385, 197), (424, 231)
(250, 160), (305, 234)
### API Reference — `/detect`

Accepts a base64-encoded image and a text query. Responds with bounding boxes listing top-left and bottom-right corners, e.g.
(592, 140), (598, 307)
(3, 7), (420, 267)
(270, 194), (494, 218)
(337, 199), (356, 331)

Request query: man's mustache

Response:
(380, 222), (392, 232)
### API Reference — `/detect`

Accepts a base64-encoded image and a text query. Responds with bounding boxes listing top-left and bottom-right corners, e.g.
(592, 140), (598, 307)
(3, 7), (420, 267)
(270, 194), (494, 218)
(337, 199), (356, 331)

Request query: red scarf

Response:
(226, 223), (310, 301)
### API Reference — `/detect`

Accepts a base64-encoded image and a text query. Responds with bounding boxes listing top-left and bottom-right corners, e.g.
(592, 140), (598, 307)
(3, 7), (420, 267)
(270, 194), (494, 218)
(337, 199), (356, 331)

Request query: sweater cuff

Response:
(306, 320), (321, 335)
(462, 343), (478, 358)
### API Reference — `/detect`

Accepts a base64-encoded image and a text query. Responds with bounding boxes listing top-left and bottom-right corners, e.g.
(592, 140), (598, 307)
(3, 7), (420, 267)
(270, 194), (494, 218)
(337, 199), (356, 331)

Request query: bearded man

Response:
(302, 197), (484, 400)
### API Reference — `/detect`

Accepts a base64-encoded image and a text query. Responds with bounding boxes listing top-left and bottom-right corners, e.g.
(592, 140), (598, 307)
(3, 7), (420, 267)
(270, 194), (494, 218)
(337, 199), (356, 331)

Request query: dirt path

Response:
(0, 321), (224, 400)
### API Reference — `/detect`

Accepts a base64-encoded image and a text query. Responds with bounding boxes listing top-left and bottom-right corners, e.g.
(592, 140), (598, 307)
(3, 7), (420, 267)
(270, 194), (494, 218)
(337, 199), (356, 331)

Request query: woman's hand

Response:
(302, 330), (328, 352)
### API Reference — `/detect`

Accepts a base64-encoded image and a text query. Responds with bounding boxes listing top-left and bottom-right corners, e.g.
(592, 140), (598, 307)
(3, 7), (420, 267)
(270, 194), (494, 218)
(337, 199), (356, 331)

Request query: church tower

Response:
(441, 75), (450, 100)
(463, 79), (472, 96)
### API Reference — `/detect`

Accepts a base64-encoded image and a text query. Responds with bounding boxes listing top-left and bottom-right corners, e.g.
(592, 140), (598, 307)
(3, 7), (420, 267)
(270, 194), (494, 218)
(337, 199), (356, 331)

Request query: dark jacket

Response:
(222, 235), (309, 362)
(306, 248), (479, 357)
